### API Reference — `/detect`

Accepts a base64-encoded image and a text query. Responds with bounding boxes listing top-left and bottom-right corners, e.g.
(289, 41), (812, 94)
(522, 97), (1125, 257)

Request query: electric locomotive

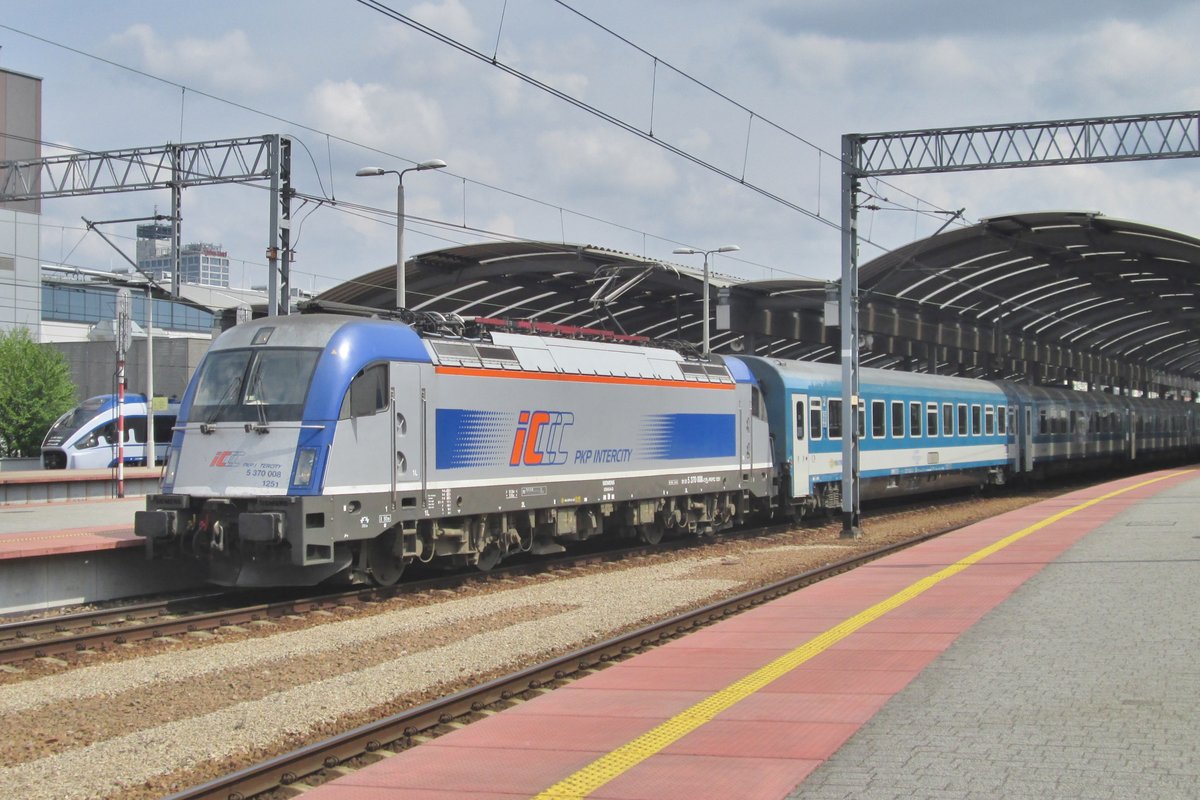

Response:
(135, 313), (774, 586)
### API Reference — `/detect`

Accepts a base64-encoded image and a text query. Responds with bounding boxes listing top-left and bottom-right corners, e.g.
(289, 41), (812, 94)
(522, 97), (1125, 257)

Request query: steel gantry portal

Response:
(838, 110), (1200, 537)
(0, 134), (294, 315)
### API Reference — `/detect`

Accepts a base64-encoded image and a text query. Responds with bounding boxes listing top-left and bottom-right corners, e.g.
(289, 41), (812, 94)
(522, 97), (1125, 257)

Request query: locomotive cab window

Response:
(340, 363), (390, 419)
(751, 385), (765, 419)
(193, 348), (320, 423)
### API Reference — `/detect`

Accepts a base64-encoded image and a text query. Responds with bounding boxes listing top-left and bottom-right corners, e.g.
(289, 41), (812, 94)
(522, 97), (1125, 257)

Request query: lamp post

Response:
(672, 245), (739, 357)
(356, 159), (447, 309)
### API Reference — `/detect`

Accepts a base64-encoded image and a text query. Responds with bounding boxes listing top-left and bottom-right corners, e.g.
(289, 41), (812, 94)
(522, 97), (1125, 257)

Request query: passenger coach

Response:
(738, 358), (1010, 519)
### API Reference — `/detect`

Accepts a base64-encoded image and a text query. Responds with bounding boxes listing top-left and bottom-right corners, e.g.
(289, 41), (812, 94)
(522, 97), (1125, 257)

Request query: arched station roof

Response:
(311, 211), (1200, 394)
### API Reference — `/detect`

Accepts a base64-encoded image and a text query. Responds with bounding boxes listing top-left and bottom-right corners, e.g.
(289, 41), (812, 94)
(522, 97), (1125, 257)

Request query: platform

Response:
(0, 466), (164, 504)
(0, 496), (205, 614)
(297, 466), (1199, 799)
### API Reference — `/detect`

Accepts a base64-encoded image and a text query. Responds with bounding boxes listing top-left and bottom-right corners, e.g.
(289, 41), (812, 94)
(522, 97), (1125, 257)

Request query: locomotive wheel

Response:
(638, 522), (664, 545)
(364, 531), (407, 586)
(476, 543), (503, 572)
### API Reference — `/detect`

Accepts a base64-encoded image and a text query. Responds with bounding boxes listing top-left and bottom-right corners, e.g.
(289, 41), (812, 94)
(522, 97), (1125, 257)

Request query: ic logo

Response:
(509, 410), (574, 466)
(210, 450), (244, 467)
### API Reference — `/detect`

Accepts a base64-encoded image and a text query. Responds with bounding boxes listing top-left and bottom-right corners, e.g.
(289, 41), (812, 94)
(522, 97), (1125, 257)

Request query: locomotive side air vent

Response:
(431, 340), (483, 366)
(704, 364), (733, 383)
(475, 344), (520, 368)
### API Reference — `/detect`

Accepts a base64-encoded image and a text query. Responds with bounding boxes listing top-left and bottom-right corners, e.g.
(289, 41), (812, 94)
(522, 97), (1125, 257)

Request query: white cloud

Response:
(306, 80), (447, 153)
(535, 129), (677, 192)
(483, 212), (518, 237)
(409, 0), (482, 47)
(108, 24), (274, 94)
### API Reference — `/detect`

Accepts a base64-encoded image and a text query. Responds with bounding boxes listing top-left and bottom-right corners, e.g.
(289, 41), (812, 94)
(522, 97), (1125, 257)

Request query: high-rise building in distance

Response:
(136, 223), (230, 288)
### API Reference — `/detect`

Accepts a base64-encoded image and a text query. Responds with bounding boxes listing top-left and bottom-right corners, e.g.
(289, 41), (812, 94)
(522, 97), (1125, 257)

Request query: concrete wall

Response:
(0, 68), (41, 215)
(0, 209), (40, 334)
(51, 337), (212, 401)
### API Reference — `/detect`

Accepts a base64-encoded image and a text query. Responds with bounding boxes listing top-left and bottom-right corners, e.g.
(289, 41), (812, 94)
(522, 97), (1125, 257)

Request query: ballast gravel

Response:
(0, 491), (1049, 800)
(0, 559), (741, 799)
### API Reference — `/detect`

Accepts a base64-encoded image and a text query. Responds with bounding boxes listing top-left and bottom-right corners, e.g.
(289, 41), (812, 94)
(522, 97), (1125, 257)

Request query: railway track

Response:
(164, 523), (956, 800)
(0, 524), (788, 667)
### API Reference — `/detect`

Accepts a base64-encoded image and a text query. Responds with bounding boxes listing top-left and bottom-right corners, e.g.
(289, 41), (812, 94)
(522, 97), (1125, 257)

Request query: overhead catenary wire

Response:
(0, 22), (833, 284)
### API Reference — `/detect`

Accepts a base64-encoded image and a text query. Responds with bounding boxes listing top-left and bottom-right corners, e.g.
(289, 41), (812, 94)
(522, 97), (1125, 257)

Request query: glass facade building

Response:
(41, 282), (213, 333)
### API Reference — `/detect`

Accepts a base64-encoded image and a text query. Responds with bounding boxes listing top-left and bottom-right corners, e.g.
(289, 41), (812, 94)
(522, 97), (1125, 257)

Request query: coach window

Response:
(985, 405), (996, 436)
(891, 400), (904, 438)
(957, 403), (968, 437)
(941, 403), (953, 436)
(794, 401), (805, 440)
(909, 401), (922, 438)
(857, 401), (866, 438)
(872, 400), (885, 438)
(340, 363), (389, 419)
(926, 402), (938, 438)
(809, 399), (823, 440)
(971, 404), (982, 436)
(828, 398), (843, 439)
(997, 406), (1007, 435)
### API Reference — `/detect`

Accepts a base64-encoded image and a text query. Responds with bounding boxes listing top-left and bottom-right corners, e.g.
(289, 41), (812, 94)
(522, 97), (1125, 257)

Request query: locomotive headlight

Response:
(293, 448), (318, 487)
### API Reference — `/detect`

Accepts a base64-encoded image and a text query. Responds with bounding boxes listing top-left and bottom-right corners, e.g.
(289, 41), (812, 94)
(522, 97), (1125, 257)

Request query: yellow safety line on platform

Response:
(534, 469), (1194, 799)
(1, 529), (124, 544)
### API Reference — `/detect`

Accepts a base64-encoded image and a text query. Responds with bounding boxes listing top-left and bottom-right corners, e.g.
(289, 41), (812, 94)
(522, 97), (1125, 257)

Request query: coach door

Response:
(1127, 410), (1138, 461)
(790, 393), (811, 499)
(389, 362), (425, 503)
(1019, 406), (1034, 472)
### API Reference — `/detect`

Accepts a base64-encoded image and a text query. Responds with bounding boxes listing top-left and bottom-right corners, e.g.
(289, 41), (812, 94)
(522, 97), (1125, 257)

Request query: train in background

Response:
(133, 311), (1199, 587)
(41, 394), (180, 470)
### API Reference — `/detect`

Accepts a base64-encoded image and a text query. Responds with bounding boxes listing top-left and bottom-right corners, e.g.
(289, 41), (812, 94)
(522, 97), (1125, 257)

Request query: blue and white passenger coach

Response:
(739, 358), (1010, 518)
(136, 314), (774, 586)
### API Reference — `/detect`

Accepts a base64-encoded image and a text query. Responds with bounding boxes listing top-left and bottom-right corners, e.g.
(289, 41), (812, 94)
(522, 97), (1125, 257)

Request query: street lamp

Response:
(672, 244), (739, 357)
(356, 159), (448, 309)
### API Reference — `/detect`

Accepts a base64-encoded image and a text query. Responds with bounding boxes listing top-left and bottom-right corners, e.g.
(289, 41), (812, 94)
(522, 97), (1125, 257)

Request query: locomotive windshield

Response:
(192, 348), (320, 423)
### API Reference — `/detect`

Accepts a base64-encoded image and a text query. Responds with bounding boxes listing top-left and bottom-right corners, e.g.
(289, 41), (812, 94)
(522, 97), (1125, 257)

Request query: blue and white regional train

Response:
(134, 312), (1199, 587)
(42, 394), (180, 470)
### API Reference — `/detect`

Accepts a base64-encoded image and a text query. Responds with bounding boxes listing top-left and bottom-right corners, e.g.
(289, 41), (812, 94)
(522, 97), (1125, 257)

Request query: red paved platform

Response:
(300, 467), (1198, 800)
(0, 524), (140, 560)
(0, 496), (143, 560)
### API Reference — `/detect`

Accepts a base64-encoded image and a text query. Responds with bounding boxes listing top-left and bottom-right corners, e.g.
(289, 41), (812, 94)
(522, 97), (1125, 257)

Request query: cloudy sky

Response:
(2, 0), (1198, 299)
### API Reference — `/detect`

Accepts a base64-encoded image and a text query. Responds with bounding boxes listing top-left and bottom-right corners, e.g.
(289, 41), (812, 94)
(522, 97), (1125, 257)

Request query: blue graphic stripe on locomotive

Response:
(436, 409), (511, 469)
(641, 413), (736, 460)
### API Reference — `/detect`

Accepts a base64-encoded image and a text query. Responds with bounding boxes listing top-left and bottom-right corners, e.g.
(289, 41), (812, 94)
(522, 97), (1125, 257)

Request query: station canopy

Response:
(312, 211), (1200, 395)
